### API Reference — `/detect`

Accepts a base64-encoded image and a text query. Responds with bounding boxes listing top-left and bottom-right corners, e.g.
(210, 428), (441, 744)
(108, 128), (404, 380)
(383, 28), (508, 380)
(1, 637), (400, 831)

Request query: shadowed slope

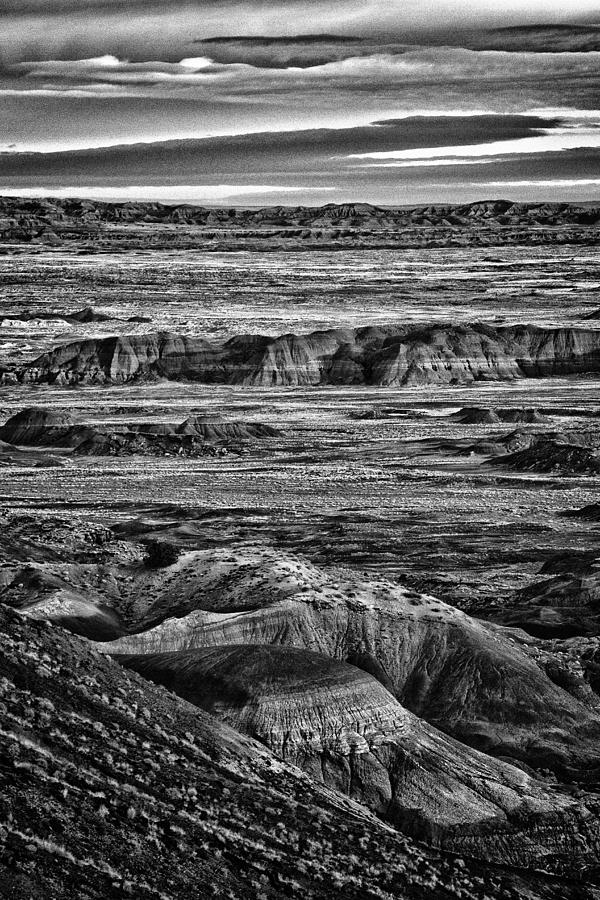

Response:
(2, 605), (526, 900)
(103, 545), (600, 775)
(119, 643), (600, 871)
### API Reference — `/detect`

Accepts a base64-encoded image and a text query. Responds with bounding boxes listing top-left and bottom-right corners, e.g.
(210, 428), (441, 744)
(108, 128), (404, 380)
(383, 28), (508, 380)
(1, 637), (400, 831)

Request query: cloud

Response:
(2, 43), (599, 159)
(6, 47), (600, 101)
(2, 5), (599, 204)
(461, 24), (600, 52)
(348, 127), (600, 163)
(0, 184), (336, 202)
(0, 115), (555, 182)
(2, 2), (600, 70)
(478, 178), (600, 185)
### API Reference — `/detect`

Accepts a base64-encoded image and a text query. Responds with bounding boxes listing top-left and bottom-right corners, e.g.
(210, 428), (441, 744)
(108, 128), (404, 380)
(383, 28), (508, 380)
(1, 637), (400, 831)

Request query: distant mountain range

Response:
(1, 198), (598, 250)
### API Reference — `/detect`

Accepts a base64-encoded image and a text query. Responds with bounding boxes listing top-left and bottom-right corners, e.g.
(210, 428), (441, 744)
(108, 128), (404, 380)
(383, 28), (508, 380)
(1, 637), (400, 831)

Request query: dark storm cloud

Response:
(354, 148), (600, 184)
(200, 35), (362, 44)
(457, 24), (600, 52)
(0, 115), (557, 183)
(191, 35), (368, 68)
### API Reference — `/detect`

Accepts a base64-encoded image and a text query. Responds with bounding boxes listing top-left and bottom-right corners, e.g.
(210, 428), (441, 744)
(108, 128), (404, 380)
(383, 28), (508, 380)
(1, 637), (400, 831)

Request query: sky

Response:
(0, 1), (600, 205)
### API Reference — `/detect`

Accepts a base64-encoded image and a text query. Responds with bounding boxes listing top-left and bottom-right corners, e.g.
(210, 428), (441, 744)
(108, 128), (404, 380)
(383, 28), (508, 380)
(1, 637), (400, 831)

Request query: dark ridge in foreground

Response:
(4, 606), (593, 900)
(8, 322), (600, 387)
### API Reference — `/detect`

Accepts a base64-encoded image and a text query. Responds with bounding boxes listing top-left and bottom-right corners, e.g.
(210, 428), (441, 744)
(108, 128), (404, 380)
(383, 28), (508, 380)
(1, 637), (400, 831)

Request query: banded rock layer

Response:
(0, 407), (280, 455)
(103, 545), (600, 774)
(120, 643), (593, 869)
(6, 605), (522, 900)
(10, 322), (600, 387)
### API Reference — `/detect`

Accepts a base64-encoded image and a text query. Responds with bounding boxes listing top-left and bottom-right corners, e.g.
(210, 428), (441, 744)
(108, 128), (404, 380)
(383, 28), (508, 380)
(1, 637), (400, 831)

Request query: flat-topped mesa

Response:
(10, 322), (600, 387)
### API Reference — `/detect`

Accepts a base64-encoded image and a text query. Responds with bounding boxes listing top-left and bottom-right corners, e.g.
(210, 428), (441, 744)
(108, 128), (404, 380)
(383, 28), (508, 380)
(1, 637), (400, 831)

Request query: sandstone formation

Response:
(462, 427), (600, 460)
(73, 431), (228, 458)
(0, 407), (280, 456)
(453, 407), (549, 425)
(101, 544), (600, 774)
(7, 605), (535, 900)
(11, 322), (600, 388)
(0, 305), (115, 324)
(495, 551), (600, 638)
(120, 643), (598, 868)
(488, 439), (600, 475)
(0, 408), (77, 445)
(175, 415), (281, 441)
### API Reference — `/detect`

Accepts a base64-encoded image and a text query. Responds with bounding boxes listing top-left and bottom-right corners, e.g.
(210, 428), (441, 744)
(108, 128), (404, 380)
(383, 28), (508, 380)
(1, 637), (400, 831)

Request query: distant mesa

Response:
(0, 305), (116, 325)
(0, 197), (598, 240)
(175, 415), (281, 442)
(10, 322), (600, 388)
(350, 405), (421, 420)
(462, 426), (600, 460)
(487, 436), (600, 476)
(452, 407), (503, 424)
(67, 306), (115, 324)
(73, 431), (227, 458)
(0, 406), (282, 456)
(452, 406), (549, 425)
(120, 643), (583, 857)
(560, 502), (600, 519)
(0, 407), (79, 446)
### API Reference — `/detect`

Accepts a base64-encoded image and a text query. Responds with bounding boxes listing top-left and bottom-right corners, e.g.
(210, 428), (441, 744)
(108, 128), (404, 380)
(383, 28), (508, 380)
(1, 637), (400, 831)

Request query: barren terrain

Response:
(3, 204), (600, 898)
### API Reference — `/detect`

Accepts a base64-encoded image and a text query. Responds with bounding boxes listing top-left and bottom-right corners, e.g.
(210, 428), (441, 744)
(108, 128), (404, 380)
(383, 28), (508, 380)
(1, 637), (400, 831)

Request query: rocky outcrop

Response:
(453, 407), (549, 425)
(0, 407), (280, 455)
(488, 439), (600, 475)
(176, 415), (281, 441)
(560, 503), (600, 520)
(120, 643), (598, 866)
(73, 431), (228, 458)
(494, 549), (600, 638)
(8, 606), (530, 900)
(0, 407), (77, 445)
(0, 305), (115, 324)
(127, 416), (281, 442)
(11, 322), (600, 388)
(102, 545), (600, 775)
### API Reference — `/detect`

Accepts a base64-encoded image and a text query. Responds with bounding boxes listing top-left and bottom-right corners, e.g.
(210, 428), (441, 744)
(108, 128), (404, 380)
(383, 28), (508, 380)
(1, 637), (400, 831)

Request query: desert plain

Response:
(3, 200), (600, 899)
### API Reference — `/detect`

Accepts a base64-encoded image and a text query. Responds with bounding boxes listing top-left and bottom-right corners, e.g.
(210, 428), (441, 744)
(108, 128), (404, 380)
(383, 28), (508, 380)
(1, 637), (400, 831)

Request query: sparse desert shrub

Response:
(143, 540), (180, 568)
